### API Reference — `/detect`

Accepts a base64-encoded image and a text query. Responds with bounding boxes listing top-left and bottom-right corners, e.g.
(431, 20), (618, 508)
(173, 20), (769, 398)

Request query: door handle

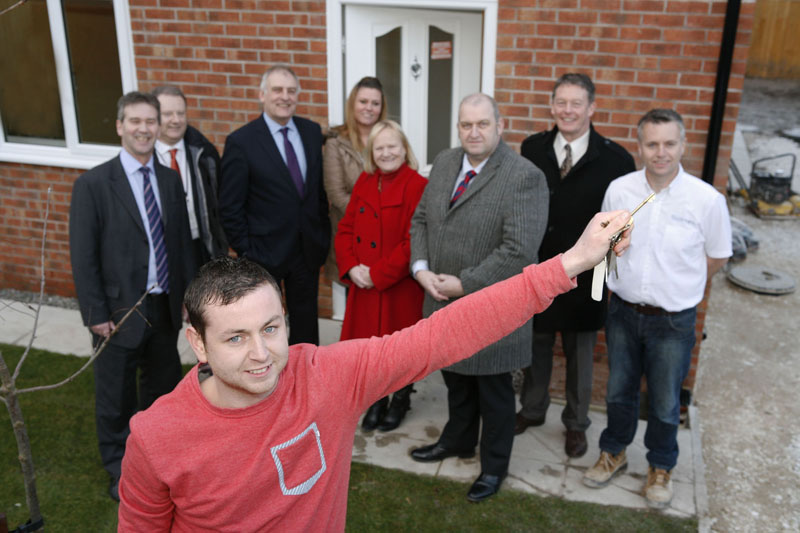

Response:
(411, 56), (421, 80)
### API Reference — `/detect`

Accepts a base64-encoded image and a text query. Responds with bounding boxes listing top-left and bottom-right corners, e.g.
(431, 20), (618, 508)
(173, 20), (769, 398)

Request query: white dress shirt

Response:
(155, 138), (200, 240)
(602, 166), (732, 311)
(119, 149), (165, 294)
(554, 128), (590, 168)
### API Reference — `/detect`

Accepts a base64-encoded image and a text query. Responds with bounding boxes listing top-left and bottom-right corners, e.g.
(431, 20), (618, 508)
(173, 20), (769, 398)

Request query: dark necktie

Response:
(450, 170), (476, 208)
(280, 127), (305, 197)
(141, 167), (169, 293)
(560, 143), (572, 178)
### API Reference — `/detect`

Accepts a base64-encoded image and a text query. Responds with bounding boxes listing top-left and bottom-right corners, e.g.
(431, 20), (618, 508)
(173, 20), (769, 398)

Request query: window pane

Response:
(0, 0), (66, 144)
(62, 0), (122, 144)
(427, 25), (454, 163)
(376, 27), (401, 124)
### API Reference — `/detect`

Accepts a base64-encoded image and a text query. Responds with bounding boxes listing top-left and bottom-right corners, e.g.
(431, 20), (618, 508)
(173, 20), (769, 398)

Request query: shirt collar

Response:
(263, 112), (297, 136)
(642, 164), (686, 196)
(155, 138), (185, 156)
(460, 153), (490, 176)
(554, 128), (590, 158)
(119, 147), (155, 177)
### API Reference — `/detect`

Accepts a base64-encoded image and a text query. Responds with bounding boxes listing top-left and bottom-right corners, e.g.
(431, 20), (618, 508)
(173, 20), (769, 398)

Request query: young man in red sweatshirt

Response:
(118, 210), (632, 531)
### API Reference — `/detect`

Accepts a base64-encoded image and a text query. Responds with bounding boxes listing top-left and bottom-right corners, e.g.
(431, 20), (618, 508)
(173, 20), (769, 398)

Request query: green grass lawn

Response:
(1, 344), (696, 532)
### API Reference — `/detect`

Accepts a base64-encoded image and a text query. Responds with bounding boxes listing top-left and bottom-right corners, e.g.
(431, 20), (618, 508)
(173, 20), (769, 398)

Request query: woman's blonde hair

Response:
(332, 77), (387, 153)
(364, 120), (419, 174)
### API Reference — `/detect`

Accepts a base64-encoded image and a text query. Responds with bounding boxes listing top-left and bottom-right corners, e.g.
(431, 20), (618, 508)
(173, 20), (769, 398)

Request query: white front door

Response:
(345, 6), (483, 167)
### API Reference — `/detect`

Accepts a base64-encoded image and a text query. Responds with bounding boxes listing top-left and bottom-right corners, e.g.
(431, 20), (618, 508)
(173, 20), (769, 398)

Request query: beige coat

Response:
(323, 133), (365, 280)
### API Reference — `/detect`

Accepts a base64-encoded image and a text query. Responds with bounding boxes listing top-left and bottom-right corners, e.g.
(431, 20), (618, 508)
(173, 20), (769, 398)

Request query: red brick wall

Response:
(1, 1), (752, 396)
(0, 163), (80, 296)
(131, 0), (330, 150)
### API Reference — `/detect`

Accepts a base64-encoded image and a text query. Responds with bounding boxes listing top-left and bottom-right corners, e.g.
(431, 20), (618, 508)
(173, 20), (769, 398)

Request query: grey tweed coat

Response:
(410, 140), (548, 375)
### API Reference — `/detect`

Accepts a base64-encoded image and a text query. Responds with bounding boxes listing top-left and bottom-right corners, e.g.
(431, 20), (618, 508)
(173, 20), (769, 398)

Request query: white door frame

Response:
(325, 0), (498, 127)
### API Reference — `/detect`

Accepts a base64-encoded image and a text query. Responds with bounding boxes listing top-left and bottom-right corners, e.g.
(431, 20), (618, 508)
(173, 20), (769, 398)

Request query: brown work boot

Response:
(644, 466), (673, 509)
(582, 450), (627, 488)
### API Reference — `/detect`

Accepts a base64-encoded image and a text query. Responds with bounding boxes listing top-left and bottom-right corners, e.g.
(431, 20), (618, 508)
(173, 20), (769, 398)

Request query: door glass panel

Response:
(0, 0), (66, 145)
(427, 26), (453, 161)
(375, 27), (401, 124)
(62, 0), (122, 144)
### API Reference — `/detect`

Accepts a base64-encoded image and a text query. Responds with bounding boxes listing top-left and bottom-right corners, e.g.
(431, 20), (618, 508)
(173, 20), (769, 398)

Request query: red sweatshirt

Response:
(118, 256), (575, 532)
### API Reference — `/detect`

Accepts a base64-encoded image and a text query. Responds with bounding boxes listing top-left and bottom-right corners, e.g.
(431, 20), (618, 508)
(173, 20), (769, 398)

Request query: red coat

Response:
(335, 163), (427, 340)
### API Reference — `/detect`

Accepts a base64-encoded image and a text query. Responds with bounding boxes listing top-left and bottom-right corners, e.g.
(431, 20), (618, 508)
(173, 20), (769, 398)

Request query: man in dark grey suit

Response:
(219, 65), (329, 345)
(69, 91), (196, 501)
(409, 93), (548, 502)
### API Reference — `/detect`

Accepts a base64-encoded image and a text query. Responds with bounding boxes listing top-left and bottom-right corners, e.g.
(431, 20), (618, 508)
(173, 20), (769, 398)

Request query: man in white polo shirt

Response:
(582, 109), (732, 509)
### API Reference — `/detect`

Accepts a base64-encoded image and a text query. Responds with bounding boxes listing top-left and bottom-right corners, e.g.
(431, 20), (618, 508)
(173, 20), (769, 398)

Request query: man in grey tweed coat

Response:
(409, 93), (548, 502)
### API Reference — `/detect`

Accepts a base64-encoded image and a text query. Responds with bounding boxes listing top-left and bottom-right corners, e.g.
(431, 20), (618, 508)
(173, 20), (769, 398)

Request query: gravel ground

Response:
(695, 77), (800, 532)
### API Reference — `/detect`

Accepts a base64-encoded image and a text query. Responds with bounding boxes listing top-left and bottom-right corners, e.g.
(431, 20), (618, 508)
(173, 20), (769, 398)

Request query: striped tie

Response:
(141, 167), (169, 293)
(450, 170), (476, 208)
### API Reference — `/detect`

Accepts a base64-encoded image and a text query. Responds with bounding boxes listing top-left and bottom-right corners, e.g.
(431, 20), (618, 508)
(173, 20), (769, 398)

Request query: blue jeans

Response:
(599, 295), (696, 471)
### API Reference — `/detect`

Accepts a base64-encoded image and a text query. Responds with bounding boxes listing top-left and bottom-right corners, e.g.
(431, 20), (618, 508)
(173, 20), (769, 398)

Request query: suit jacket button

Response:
(359, 207), (365, 213)
(356, 236), (361, 243)
(370, 241), (376, 248)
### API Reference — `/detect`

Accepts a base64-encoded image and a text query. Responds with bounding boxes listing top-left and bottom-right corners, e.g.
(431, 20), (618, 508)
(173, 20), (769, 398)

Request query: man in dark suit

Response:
(409, 93), (548, 502)
(219, 65), (329, 345)
(517, 73), (635, 458)
(69, 91), (196, 501)
(152, 85), (228, 265)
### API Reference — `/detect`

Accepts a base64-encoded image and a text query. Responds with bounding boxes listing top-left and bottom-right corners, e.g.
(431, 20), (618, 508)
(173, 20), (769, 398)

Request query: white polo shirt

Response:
(602, 166), (732, 312)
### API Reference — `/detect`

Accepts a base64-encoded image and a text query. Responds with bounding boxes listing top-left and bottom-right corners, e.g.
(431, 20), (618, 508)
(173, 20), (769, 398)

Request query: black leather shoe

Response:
(361, 397), (388, 431)
(514, 411), (545, 435)
(466, 472), (506, 502)
(410, 442), (475, 463)
(377, 385), (414, 432)
(109, 475), (120, 502)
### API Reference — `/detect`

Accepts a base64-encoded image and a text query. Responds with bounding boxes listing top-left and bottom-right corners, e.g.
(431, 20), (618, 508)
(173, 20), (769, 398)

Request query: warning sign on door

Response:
(430, 41), (452, 60)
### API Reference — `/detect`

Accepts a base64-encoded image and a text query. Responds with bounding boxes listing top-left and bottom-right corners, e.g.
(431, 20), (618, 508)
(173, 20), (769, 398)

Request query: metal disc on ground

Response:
(727, 265), (796, 295)
(780, 127), (800, 142)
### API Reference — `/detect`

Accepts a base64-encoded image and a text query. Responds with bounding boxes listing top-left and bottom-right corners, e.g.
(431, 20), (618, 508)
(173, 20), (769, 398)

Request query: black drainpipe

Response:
(702, 0), (742, 186)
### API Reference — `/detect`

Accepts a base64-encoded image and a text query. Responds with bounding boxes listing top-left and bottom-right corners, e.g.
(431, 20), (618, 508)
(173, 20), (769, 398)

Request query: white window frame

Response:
(325, 0), (498, 127)
(0, 0), (137, 169)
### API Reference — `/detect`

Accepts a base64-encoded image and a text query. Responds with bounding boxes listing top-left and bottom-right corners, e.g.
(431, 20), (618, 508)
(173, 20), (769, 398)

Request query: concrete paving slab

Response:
(563, 466), (646, 509)
(508, 455), (565, 497)
(668, 479), (697, 517)
(0, 299), (90, 356)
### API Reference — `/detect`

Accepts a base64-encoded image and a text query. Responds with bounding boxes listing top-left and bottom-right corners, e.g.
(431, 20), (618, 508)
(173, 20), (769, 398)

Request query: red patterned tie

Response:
(450, 170), (476, 208)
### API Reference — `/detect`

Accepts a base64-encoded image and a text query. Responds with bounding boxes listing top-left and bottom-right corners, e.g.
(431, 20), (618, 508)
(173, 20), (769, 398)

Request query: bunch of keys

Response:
(590, 192), (656, 301)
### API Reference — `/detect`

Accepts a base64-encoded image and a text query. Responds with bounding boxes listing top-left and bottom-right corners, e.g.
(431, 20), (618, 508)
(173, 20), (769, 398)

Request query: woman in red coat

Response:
(335, 120), (427, 431)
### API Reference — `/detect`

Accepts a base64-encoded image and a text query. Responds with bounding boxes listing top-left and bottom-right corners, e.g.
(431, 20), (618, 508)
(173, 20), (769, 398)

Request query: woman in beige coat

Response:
(323, 77), (387, 317)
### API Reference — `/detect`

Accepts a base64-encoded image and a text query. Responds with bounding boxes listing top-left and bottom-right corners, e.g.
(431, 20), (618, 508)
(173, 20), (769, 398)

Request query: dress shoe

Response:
(410, 442), (475, 463)
(361, 397), (388, 431)
(466, 472), (506, 502)
(108, 475), (120, 502)
(565, 429), (588, 458)
(514, 411), (545, 435)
